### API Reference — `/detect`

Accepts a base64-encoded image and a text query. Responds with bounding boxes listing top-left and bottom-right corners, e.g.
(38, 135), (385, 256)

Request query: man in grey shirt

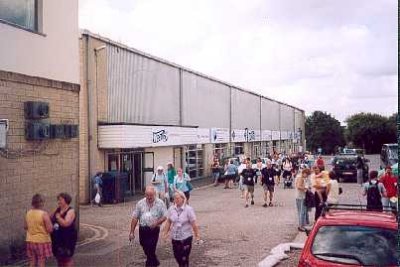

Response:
(129, 186), (167, 267)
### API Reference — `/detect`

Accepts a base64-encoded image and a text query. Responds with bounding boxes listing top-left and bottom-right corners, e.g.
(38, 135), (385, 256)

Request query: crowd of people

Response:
(25, 154), (397, 267)
(129, 163), (201, 267)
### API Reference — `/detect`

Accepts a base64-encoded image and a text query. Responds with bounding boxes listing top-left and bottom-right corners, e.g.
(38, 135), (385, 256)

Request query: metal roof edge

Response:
(80, 29), (304, 113)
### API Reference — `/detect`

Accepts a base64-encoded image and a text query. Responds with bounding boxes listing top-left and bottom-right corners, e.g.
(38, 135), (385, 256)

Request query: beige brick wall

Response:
(0, 71), (79, 262)
(79, 37), (89, 203)
(79, 36), (107, 204)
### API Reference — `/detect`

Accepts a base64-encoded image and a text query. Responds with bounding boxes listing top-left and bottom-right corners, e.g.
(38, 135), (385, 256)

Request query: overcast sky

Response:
(79, 0), (397, 124)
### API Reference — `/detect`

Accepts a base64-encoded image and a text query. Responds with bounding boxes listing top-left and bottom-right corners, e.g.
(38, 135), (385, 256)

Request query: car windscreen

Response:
(311, 225), (398, 266)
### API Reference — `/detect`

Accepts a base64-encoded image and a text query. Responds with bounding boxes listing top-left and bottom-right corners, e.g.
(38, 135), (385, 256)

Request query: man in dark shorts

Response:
(261, 162), (276, 207)
(242, 162), (257, 208)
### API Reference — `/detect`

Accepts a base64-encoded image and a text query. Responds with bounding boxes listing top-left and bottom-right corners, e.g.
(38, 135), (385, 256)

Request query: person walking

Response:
(167, 163), (177, 202)
(152, 166), (169, 205)
(211, 159), (221, 186)
(326, 171), (340, 206)
(311, 166), (328, 221)
(25, 194), (53, 267)
(261, 162), (276, 207)
(356, 156), (364, 185)
(379, 165), (397, 211)
(237, 159), (247, 198)
(162, 190), (201, 267)
(51, 193), (77, 267)
(173, 168), (192, 202)
(242, 162), (257, 208)
(255, 158), (264, 186)
(129, 186), (167, 267)
(91, 172), (103, 206)
(362, 170), (386, 212)
(224, 160), (238, 189)
(295, 169), (311, 231)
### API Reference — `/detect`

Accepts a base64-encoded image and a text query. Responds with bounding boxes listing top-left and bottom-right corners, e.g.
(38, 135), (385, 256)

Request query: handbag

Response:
(304, 190), (316, 208)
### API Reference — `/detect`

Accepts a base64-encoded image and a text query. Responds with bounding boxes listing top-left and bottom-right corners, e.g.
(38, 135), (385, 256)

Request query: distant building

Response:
(79, 31), (305, 203)
(0, 0), (80, 262)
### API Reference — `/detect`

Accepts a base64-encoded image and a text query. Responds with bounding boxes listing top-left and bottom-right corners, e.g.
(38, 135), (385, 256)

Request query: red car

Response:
(298, 206), (398, 267)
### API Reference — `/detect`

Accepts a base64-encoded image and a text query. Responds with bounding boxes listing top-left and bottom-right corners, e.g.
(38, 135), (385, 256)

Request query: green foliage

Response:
(345, 112), (397, 153)
(305, 111), (345, 154)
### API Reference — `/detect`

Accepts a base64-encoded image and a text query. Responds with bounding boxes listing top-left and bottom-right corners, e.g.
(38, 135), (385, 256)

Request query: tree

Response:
(345, 113), (397, 154)
(306, 111), (345, 154)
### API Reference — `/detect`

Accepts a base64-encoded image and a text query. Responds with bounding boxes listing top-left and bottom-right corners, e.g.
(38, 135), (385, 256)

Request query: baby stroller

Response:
(282, 170), (293, 189)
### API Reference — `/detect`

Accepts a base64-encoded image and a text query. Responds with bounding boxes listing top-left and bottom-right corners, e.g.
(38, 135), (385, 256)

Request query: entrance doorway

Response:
(106, 151), (146, 196)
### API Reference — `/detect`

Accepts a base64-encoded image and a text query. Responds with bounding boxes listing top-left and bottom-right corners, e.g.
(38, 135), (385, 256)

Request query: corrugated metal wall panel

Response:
(107, 45), (180, 124)
(261, 98), (280, 130)
(182, 71), (230, 128)
(280, 105), (295, 131)
(231, 88), (260, 129)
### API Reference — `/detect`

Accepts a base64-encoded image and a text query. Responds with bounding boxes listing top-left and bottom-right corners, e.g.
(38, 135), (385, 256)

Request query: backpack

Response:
(366, 181), (382, 211)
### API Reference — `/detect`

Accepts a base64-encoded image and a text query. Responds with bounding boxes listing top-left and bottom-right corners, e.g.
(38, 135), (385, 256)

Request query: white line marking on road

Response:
(77, 223), (109, 247)
(258, 242), (304, 267)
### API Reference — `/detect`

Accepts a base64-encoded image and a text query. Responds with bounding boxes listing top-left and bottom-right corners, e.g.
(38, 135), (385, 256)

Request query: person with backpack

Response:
(362, 170), (387, 211)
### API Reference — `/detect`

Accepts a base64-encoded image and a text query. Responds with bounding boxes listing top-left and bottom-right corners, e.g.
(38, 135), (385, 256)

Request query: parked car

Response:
(331, 154), (369, 182)
(380, 143), (398, 169)
(299, 205), (398, 267)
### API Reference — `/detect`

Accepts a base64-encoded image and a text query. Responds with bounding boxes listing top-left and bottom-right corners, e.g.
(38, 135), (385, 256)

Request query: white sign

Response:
(281, 131), (289, 140)
(231, 129), (245, 142)
(99, 125), (210, 149)
(210, 128), (230, 143)
(271, 131), (280, 140)
(261, 130), (272, 141)
(231, 128), (259, 142)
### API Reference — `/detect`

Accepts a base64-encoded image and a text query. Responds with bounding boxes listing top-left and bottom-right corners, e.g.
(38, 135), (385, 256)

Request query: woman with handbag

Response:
(295, 169), (312, 231)
(51, 193), (77, 267)
(173, 168), (192, 203)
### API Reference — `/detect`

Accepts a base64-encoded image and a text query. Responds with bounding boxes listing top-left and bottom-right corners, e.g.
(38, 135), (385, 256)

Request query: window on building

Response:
(0, 0), (38, 31)
(213, 143), (227, 161)
(234, 143), (244, 155)
(185, 145), (204, 179)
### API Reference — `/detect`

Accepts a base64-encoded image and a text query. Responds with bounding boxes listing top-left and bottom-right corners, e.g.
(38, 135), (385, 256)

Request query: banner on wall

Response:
(262, 130), (272, 141)
(210, 128), (230, 143)
(271, 131), (280, 141)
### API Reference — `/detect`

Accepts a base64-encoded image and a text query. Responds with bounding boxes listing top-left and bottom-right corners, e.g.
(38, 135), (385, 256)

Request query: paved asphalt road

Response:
(40, 154), (380, 267)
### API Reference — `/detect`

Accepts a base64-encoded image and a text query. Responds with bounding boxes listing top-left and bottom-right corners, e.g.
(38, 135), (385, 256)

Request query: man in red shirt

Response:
(379, 166), (398, 210)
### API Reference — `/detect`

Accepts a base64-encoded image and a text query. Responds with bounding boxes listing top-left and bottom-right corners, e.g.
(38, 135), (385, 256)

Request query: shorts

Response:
(226, 174), (235, 181)
(26, 242), (53, 260)
(263, 184), (274, 193)
(243, 185), (254, 193)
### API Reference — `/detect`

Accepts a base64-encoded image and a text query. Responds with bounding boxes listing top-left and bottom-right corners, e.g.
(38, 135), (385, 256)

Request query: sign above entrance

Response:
(98, 125), (210, 149)
(210, 128), (230, 143)
(280, 131), (289, 140)
(261, 130), (272, 141)
(271, 131), (280, 141)
(231, 128), (260, 143)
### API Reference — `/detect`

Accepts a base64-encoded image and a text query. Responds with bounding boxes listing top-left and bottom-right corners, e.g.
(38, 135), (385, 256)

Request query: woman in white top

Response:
(326, 171), (340, 206)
